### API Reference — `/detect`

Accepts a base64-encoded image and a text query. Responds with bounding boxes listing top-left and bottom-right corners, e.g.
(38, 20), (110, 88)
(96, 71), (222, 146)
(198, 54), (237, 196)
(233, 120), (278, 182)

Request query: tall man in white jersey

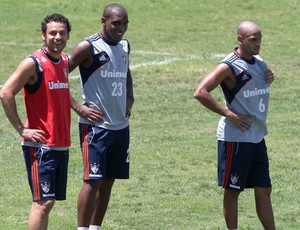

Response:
(194, 21), (276, 229)
(68, 3), (134, 230)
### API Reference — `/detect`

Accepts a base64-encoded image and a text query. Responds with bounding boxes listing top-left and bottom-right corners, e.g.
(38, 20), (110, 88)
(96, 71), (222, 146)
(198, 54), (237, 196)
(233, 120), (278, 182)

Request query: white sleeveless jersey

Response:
(78, 33), (130, 130)
(217, 48), (270, 143)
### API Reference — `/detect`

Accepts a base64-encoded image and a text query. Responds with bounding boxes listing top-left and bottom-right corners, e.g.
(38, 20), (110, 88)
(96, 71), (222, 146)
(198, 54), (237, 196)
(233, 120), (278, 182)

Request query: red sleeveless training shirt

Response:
(23, 49), (71, 147)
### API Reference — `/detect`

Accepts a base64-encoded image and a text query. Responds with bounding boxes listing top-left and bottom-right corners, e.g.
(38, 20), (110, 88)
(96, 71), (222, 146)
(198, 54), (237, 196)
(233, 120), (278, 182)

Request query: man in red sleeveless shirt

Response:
(0, 14), (71, 230)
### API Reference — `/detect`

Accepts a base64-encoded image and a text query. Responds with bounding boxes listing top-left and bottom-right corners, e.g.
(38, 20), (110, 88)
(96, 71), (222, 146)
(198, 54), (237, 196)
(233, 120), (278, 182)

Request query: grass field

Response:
(0, 0), (300, 229)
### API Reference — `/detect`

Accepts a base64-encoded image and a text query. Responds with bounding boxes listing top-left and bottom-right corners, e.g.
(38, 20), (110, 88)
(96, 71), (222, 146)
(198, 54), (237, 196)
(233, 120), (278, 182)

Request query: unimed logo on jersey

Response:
(48, 80), (69, 90)
(100, 70), (127, 78)
(243, 86), (270, 98)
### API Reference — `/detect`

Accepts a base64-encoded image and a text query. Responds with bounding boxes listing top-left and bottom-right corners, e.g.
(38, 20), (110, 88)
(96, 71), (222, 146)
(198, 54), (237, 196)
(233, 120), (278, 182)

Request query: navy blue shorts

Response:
(218, 139), (271, 191)
(79, 124), (130, 180)
(23, 146), (69, 201)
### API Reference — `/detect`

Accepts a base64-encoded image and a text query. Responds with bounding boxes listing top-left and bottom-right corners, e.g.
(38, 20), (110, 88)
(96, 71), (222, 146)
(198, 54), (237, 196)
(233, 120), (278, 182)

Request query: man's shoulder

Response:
(220, 51), (239, 64)
(87, 32), (102, 42)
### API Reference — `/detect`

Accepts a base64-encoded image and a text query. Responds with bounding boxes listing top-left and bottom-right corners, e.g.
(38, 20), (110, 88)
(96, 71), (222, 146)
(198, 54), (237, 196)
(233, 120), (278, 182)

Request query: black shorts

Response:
(218, 139), (271, 191)
(79, 124), (130, 180)
(23, 146), (69, 201)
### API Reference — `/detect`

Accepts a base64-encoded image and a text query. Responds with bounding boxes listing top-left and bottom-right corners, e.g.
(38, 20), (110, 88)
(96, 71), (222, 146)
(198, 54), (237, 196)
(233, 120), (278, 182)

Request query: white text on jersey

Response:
(48, 81), (69, 90)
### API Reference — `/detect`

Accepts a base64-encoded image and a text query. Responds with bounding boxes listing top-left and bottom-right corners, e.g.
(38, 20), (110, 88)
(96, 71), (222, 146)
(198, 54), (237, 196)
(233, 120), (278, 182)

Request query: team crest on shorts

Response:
(91, 162), (100, 174)
(231, 174), (239, 185)
(41, 182), (50, 193)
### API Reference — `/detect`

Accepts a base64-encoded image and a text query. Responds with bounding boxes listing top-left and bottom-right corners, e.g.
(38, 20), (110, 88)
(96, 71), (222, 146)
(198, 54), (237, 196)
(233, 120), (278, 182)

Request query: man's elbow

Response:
(194, 89), (204, 101)
(0, 90), (8, 102)
(194, 88), (211, 105)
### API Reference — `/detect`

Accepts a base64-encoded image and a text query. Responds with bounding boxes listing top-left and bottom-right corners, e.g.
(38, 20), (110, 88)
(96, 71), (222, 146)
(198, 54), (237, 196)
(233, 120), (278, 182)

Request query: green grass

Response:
(0, 0), (300, 229)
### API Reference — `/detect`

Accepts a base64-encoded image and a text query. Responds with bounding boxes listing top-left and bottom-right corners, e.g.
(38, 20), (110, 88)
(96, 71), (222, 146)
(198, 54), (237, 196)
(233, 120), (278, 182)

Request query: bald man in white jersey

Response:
(194, 21), (276, 229)
(69, 3), (134, 230)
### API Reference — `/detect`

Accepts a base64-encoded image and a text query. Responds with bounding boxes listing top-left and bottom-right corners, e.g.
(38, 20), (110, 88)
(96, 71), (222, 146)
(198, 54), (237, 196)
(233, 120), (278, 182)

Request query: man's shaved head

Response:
(103, 3), (127, 19)
(237, 21), (261, 37)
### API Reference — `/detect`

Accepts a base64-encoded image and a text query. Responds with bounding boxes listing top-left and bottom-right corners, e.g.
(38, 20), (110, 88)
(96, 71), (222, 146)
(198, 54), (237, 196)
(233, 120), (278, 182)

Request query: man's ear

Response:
(41, 33), (46, 41)
(237, 35), (243, 45)
(101, 17), (106, 25)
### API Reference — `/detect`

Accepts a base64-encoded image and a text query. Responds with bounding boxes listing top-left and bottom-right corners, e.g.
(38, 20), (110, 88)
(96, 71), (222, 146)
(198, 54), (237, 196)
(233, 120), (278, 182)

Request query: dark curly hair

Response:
(41, 13), (71, 33)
